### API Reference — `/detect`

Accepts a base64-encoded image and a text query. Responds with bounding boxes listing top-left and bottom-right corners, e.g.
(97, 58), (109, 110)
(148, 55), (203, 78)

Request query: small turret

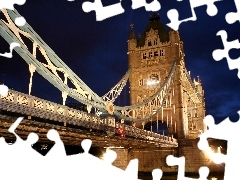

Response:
(128, 23), (137, 51)
(194, 76), (204, 96)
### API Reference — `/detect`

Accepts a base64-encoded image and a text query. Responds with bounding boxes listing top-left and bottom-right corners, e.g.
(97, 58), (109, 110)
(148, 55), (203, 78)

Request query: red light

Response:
(118, 128), (123, 133)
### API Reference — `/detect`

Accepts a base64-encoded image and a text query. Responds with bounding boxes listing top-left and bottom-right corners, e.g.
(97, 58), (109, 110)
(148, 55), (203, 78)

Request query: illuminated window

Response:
(142, 52), (147, 59)
(149, 52), (153, 57)
(160, 49), (165, 56)
(195, 113), (198, 117)
(154, 39), (157, 45)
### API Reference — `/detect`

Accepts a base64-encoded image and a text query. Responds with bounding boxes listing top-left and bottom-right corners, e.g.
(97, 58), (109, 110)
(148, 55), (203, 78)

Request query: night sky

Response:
(0, 0), (240, 124)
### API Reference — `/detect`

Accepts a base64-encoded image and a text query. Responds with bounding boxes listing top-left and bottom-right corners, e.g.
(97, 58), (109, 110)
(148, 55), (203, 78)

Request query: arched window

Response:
(154, 39), (157, 45)
(148, 39), (152, 46)
(142, 52), (147, 59)
(149, 51), (153, 57)
(160, 49), (165, 56)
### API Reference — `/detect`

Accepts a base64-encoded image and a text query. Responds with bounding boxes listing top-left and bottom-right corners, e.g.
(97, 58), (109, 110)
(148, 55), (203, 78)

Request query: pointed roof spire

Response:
(138, 33), (141, 39)
(128, 23), (136, 40)
(137, 13), (169, 46)
(149, 13), (160, 22)
(130, 23), (134, 30)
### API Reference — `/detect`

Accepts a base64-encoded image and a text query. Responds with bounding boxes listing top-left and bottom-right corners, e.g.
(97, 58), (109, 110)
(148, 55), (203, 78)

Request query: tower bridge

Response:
(0, 8), (224, 173)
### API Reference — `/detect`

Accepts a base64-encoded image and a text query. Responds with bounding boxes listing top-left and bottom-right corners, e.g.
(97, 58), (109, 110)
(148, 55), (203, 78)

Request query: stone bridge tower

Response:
(127, 13), (206, 140)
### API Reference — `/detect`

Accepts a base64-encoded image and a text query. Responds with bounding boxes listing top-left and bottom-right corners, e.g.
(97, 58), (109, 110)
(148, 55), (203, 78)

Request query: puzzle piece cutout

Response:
(0, 117), (43, 179)
(198, 112), (240, 179)
(166, 155), (209, 180)
(0, 0), (26, 10)
(0, 84), (8, 96)
(131, 0), (161, 12)
(82, 0), (161, 21)
(46, 129), (66, 157)
(212, 30), (240, 79)
(0, 1), (26, 58)
(2, 83), (240, 179)
(167, 0), (222, 30)
(82, 0), (125, 21)
(225, 0), (240, 24)
(0, 42), (20, 58)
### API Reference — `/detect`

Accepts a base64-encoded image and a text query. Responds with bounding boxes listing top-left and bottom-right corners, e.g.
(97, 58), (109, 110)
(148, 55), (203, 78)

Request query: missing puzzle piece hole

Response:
(101, 0), (121, 6)
(229, 113), (239, 122)
(31, 141), (55, 156)
(4, 138), (16, 145)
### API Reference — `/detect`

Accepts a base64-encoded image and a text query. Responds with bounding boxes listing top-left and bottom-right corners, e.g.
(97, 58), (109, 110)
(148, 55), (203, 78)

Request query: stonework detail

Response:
(127, 14), (205, 139)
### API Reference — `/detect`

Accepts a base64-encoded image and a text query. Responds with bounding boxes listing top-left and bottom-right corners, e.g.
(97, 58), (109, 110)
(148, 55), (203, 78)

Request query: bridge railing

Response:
(115, 122), (177, 146)
(0, 89), (178, 146)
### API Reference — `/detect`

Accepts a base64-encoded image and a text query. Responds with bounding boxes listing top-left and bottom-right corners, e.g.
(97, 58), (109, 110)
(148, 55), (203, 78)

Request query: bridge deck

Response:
(0, 115), (175, 149)
(0, 89), (178, 148)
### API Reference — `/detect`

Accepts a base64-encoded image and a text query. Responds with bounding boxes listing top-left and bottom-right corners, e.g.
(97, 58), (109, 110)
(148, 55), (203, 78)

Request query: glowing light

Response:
(204, 146), (225, 164)
(152, 109), (157, 114)
(104, 146), (124, 149)
(146, 80), (160, 86)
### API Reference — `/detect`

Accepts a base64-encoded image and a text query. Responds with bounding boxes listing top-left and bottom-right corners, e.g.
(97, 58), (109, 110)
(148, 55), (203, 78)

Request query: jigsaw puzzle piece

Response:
(225, 0), (240, 24)
(152, 168), (163, 180)
(0, 42), (20, 58)
(131, 0), (161, 11)
(8, 117), (24, 141)
(166, 155), (185, 179)
(103, 148), (117, 163)
(125, 159), (138, 180)
(82, 0), (124, 21)
(198, 113), (240, 179)
(167, 0), (222, 30)
(45, 129), (66, 157)
(212, 30), (240, 79)
(198, 166), (209, 180)
(81, 138), (92, 153)
(166, 155), (209, 179)
(0, 84), (8, 97)
(0, 0), (26, 10)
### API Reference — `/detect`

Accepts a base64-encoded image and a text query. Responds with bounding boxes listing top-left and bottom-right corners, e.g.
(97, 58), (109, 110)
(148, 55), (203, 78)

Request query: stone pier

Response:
(112, 139), (224, 173)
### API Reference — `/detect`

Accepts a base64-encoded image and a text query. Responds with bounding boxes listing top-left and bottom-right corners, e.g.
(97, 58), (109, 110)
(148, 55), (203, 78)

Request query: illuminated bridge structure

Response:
(0, 89), (177, 148)
(0, 8), (206, 150)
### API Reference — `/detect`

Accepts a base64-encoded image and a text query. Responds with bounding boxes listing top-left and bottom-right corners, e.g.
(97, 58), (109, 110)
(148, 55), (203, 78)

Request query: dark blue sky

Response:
(0, 0), (240, 124)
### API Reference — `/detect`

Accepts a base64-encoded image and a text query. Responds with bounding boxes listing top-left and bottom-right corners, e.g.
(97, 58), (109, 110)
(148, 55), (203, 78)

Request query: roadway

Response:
(0, 114), (174, 149)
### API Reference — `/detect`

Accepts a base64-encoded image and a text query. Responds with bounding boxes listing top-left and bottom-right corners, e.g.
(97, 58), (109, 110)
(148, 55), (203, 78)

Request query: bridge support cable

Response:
(95, 67), (131, 115)
(113, 60), (177, 123)
(0, 8), (178, 124)
(0, 9), (106, 110)
(28, 63), (36, 95)
(102, 67), (131, 102)
(181, 66), (203, 104)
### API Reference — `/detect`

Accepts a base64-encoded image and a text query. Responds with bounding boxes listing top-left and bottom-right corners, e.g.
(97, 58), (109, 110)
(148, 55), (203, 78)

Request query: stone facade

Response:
(112, 141), (224, 173)
(127, 13), (206, 139)
(110, 14), (224, 174)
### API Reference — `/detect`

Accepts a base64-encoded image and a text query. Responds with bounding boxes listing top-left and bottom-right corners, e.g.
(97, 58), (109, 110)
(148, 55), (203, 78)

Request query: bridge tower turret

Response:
(128, 23), (138, 69)
(127, 13), (205, 140)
